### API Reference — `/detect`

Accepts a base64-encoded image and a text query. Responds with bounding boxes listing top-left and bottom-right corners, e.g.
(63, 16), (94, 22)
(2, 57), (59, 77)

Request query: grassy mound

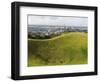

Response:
(28, 32), (88, 66)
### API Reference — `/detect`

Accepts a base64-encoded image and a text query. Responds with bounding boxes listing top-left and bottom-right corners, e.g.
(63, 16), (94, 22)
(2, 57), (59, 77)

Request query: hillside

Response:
(28, 32), (88, 66)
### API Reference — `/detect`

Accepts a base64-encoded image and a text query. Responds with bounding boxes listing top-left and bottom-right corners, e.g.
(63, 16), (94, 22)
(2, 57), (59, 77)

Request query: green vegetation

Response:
(28, 32), (88, 66)
(28, 33), (61, 39)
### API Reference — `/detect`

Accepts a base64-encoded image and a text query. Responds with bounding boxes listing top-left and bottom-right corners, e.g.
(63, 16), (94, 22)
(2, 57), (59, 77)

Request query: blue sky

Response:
(28, 15), (88, 27)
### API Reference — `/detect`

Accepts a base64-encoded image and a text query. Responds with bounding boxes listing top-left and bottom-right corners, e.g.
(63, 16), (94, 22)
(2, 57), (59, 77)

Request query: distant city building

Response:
(28, 25), (87, 39)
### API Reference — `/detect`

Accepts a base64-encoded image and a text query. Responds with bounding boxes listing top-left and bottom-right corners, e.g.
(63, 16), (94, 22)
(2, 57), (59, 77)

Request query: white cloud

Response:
(28, 15), (88, 27)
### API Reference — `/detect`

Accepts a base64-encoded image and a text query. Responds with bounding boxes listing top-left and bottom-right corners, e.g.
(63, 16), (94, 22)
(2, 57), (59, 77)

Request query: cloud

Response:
(28, 15), (88, 27)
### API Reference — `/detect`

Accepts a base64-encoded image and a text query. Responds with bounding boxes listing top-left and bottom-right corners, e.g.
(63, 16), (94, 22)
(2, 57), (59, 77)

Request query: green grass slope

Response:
(28, 32), (88, 66)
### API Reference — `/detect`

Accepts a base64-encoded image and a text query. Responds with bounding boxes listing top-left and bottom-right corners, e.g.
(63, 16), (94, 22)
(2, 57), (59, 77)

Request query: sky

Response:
(28, 15), (88, 27)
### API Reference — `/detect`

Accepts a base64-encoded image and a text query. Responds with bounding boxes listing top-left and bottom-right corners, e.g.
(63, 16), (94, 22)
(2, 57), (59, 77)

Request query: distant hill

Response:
(28, 32), (88, 66)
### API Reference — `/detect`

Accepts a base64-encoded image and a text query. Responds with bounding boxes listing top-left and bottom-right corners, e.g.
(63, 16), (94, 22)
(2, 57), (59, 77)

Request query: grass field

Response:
(28, 32), (88, 66)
